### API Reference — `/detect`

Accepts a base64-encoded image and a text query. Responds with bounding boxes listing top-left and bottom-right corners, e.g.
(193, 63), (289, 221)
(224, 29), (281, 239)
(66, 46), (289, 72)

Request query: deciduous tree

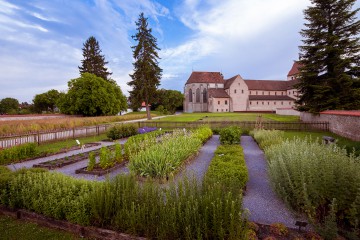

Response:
(58, 73), (127, 116)
(128, 13), (162, 120)
(33, 89), (62, 113)
(296, 0), (360, 112)
(0, 97), (19, 114)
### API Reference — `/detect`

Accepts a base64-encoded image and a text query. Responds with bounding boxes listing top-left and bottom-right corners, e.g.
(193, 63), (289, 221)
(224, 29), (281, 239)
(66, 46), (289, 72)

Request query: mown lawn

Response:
(153, 113), (300, 122)
(0, 215), (89, 240)
(284, 131), (360, 156)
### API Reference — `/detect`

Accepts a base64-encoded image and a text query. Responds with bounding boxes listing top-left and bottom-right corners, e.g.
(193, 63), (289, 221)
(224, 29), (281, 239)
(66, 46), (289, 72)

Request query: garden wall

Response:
(275, 108), (300, 116)
(300, 111), (360, 141)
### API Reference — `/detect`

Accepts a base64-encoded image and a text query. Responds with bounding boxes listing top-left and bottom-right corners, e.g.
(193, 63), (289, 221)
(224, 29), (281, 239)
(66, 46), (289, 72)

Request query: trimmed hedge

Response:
(106, 124), (137, 140)
(205, 145), (248, 192)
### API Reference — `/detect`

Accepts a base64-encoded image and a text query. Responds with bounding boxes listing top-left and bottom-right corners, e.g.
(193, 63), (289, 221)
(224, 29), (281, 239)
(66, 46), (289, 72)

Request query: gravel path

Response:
(172, 135), (220, 184)
(7, 138), (128, 171)
(241, 135), (309, 229)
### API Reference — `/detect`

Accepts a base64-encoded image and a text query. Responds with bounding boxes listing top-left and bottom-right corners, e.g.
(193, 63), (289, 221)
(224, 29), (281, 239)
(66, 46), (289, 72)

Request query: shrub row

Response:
(106, 124), (138, 140)
(251, 129), (284, 149)
(0, 143), (38, 165)
(255, 130), (360, 237)
(205, 145), (248, 192)
(0, 170), (248, 239)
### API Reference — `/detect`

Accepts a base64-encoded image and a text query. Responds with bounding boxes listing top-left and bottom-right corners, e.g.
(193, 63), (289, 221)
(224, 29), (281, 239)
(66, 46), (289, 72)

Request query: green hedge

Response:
(205, 145), (248, 192)
(106, 124), (137, 140)
(0, 143), (38, 165)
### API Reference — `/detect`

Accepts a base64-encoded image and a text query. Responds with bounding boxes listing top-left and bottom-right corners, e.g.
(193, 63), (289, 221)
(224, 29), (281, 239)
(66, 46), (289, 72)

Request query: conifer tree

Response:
(128, 13), (162, 120)
(296, 0), (360, 112)
(79, 36), (112, 81)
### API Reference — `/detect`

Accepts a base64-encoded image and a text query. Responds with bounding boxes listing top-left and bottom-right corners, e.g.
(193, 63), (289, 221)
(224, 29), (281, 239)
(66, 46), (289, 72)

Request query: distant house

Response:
(183, 62), (300, 113)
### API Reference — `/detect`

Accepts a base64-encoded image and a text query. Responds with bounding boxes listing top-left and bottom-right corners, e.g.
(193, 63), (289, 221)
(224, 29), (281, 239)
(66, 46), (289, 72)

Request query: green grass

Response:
(37, 134), (108, 155)
(153, 112), (299, 122)
(0, 214), (87, 240)
(284, 131), (360, 156)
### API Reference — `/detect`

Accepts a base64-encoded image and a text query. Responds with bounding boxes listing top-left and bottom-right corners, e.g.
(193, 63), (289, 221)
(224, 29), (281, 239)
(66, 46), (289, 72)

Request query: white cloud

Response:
(0, 0), (20, 14)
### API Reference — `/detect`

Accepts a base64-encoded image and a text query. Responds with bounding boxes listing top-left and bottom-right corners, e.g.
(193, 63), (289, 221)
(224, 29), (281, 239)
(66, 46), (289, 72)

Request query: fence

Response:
(0, 121), (329, 149)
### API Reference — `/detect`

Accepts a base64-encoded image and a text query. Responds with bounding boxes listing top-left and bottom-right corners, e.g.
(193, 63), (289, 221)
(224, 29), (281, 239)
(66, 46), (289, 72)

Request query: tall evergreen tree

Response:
(79, 36), (112, 81)
(128, 13), (162, 120)
(296, 0), (360, 112)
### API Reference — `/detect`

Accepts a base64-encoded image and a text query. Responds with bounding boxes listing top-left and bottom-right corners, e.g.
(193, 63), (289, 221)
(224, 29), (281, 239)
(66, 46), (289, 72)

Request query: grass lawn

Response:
(0, 214), (88, 240)
(153, 112), (300, 122)
(37, 133), (108, 155)
(284, 131), (360, 156)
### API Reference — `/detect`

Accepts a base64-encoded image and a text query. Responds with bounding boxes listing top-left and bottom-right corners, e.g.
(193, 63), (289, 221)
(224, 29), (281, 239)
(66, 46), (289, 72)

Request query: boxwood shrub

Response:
(205, 145), (248, 192)
(106, 124), (137, 140)
(219, 126), (242, 145)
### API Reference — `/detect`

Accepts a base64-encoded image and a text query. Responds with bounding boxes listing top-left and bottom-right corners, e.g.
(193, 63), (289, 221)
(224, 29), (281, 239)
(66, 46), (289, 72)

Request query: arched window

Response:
(189, 89), (193, 102)
(203, 88), (207, 102)
(196, 88), (200, 103)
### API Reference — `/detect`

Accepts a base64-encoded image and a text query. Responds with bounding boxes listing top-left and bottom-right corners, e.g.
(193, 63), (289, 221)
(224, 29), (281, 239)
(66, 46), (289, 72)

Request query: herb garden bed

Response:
(75, 160), (128, 176)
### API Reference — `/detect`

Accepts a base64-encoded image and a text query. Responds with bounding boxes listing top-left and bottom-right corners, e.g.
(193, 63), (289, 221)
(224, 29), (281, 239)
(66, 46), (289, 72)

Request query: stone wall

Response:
(276, 108), (300, 116)
(300, 112), (360, 141)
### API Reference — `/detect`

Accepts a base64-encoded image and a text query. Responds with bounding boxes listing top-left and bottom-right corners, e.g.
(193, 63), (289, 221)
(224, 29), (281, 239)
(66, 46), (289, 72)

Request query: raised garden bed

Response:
(75, 161), (128, 176)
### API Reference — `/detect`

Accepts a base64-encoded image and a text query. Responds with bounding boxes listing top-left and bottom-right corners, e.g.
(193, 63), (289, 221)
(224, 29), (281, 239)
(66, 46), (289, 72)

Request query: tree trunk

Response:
(146, 102), (151, 120)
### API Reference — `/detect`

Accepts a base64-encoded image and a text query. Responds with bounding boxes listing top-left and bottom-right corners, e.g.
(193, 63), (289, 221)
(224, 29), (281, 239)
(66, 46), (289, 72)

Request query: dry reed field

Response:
(0, 113), (156, 136)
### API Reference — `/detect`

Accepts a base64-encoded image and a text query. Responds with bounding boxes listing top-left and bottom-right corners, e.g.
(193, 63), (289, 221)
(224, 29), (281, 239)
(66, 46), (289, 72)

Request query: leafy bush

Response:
(219, 126), (242, 145)
(99, 147), (113, 169)
(265, 137), (360, 232)
(205, 145), (248, 192)
(106, 124), (137, 140)
(87, 152), (96, 171)
(191, 125), (213, 143)
(0, 143), (38, 165)
(0, 171), (248, 239)
(252, 129), (284, 149)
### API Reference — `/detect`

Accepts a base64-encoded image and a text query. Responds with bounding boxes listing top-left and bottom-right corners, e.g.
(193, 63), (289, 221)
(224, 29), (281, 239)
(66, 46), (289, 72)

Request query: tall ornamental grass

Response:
(0, 170), (248, 239)
(265, 137), (360, 231)
(123, 130), (163, 159)
(252, 129), (284, 149)
(129, 132), (202, 178)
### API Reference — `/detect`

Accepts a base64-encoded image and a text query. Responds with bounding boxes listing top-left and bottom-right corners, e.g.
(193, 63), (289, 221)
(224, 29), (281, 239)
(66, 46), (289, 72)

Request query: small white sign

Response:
(76, 140), (80, 145)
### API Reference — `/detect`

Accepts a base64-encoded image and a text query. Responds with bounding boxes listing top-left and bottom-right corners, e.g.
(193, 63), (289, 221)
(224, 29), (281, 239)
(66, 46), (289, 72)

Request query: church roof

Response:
(208, 88), (230, 98)
(244, 79), (298, 91)
(224, 75), (240, 89)
(186, 71), (225, 84)
(249, 95), (295, 101)
(287, 61), (302, 77)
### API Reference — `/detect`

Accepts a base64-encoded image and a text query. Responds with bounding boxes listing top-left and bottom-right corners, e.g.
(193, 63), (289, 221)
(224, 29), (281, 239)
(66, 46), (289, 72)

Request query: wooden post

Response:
(37, 132), (40, 145)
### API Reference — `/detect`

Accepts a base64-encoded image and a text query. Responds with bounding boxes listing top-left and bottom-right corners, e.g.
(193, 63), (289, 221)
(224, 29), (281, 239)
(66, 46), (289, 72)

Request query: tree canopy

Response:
(128, 13), (162, 120)
(33, 89), (62, 113)
(296, 0), (360, 112)
(78, 36), (112, 81)
(0, 97), (19, 114)
(58, 73), (127, 116)
(152, 89), (184, 114)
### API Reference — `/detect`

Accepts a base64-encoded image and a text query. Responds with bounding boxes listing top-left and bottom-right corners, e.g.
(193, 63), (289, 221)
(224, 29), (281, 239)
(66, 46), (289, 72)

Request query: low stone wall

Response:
(276, 108), (300, 116)
(300, 112), (360, 141)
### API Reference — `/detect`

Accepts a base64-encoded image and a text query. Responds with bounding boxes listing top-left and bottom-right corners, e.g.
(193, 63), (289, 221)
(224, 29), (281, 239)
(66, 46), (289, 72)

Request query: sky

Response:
(1, 0), (359, 103)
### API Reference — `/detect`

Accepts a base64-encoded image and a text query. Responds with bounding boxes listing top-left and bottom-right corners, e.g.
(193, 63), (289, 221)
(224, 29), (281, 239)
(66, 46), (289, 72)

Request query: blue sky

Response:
(1, 0), (359, 103)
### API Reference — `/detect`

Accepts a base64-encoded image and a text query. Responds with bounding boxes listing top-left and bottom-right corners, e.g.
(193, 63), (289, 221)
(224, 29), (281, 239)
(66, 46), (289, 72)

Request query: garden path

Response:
(241, 135), (310, 229)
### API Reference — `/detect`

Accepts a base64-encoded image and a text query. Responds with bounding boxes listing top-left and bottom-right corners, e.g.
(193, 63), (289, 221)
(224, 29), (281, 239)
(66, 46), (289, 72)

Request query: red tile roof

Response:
(186, 71), (225, 84)
(287, 61), (302, 77)
(244, 80), (287, 90)
(224, 75), (239, 89)
(321, 110), (360, 117)
(248, 95), (295, 101)
(208, 88), (230, 98)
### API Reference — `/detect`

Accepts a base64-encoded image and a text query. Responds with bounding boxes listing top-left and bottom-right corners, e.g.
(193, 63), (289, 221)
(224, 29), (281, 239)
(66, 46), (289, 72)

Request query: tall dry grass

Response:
(0, 113), (155, 136)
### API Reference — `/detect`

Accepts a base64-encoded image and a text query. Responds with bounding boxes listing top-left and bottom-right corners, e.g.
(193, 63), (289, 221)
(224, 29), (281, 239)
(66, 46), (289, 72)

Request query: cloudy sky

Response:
(1, 0), (359, 103)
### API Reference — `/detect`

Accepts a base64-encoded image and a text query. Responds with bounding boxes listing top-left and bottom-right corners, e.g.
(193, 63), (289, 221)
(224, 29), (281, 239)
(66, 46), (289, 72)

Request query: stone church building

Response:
(183, 62), (300, 113)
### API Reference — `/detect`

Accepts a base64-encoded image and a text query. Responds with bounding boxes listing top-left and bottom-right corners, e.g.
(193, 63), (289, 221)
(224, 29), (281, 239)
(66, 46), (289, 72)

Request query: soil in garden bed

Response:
(75, 161), (128, 176)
